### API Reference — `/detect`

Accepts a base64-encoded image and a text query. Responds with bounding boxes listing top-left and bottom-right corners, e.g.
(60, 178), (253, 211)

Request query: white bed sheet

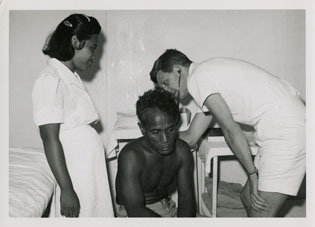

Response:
(9, 147), (56, 217)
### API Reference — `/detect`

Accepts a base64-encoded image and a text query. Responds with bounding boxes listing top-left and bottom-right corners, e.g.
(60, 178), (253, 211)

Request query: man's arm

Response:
(203, 93), (269, 212)
(179, 112), (213, 147)
(176, 141), (196, 217)
(117, 149), (160, 217)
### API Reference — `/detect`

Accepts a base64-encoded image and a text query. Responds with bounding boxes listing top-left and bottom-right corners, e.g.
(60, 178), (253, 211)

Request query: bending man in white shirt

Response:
(149, 49), (306, 217)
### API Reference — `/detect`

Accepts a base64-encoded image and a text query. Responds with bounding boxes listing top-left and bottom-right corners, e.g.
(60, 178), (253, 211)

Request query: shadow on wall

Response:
(80, 31), (107, 134)
(80, 31), (107, 82)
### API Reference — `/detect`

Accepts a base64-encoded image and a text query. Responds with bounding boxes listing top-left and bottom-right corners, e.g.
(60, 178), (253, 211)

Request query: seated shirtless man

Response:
(115, 88), (196, 217)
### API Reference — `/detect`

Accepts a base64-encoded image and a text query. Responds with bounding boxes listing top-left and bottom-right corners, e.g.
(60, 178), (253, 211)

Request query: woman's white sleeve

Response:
(32, 74), (64, 126)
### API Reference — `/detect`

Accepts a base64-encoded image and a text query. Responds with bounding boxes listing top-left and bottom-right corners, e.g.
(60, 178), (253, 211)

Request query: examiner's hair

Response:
(43, 14), (101, 61)
(136, 88), (180, 125)
(150, 49), (192, 83)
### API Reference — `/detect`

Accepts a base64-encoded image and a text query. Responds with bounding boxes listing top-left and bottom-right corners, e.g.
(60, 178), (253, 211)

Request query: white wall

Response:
(105, 10), (305, 149)
(10, 10), (305, 155)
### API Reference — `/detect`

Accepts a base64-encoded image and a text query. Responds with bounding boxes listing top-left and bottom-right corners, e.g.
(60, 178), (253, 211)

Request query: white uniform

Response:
(187, 57), (305, 196)
(32, 58), (114, 217)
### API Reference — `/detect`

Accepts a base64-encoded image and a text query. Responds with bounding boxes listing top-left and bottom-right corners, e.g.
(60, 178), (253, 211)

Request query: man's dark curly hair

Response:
(150, 49), (192, 84)
(136, 88), (180, 125)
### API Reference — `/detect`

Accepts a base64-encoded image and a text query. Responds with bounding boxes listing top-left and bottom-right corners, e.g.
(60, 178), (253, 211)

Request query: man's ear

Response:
(138, 122), (145, 135)
(71, 35), (85, 50)
(173, 64), (182, 76)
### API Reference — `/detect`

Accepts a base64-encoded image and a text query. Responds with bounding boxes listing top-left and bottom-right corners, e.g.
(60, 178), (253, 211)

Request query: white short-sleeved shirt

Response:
(187, 57), (301, 126)
(32, 58), (99, 131)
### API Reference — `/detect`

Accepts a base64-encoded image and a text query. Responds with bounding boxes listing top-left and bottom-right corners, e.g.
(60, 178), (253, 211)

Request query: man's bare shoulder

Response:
(175, 139), (192, 158)
(118, 137), (146, 163)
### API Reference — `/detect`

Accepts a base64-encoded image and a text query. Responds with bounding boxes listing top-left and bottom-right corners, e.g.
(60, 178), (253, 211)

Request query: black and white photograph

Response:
(1, 0), (314, 227)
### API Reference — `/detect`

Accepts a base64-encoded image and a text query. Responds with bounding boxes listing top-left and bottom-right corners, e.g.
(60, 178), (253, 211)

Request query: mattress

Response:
(9, 147), (56, 217)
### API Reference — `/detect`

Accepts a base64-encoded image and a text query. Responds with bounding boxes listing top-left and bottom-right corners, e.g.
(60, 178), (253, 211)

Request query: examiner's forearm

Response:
(223, 125), (256, 174)
(179, 112), (213, 147)
(179, 130), (199, 147)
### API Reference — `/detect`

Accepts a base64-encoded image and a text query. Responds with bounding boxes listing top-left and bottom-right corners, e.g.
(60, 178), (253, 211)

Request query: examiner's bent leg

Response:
(240, 180), (288, 217)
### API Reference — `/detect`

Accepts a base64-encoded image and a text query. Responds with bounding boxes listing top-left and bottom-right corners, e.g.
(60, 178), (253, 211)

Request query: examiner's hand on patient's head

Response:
(60, 188), (80, 217)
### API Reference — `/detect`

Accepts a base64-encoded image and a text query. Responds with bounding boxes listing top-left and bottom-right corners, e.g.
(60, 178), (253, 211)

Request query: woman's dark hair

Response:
(150, 49), (192, 83)
(43, 14), (101, 61)
(136, 87), (180, 126)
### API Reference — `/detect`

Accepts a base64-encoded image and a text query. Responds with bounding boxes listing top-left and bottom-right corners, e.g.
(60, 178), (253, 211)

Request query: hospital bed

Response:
(9, 147), (56, 217)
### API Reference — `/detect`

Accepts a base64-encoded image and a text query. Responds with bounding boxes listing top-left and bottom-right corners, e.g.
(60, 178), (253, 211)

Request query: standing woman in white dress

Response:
(32, 14), (114, 217)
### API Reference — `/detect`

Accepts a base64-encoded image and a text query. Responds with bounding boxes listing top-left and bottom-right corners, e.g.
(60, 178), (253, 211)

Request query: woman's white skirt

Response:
(49, 125), (114, 217)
